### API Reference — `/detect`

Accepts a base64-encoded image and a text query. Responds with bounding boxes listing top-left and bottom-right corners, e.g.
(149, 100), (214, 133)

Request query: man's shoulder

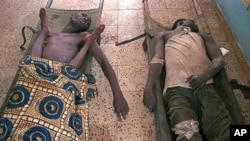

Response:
(156, 30), (172, 40)
(159, 30), (172, 35)
(196, 32), (213, 42)
(79, 31), (90, 34)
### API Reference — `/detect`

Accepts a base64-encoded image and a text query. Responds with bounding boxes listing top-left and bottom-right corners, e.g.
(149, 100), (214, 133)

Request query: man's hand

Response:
(113, 95), (129, 121)
(186, 73), (209, 90)
(143, 87), (156, 112)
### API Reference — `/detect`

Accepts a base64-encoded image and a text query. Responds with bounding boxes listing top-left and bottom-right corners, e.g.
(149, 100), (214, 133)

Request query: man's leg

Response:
(163, 87), (203, 141)
(30, 8), (50, 57)
(69, 24), (105, 68)
(198, 84), (231, 141)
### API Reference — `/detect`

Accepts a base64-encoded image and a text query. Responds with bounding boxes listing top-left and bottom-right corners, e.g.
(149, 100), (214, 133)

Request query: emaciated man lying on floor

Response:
(143, 19), (232, 141)
(0, 8), (129, 141)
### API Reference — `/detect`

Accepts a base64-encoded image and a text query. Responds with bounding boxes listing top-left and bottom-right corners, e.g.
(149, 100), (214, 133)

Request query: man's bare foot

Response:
(83, 24), (105, 47)
(39, 8), (51, 35)
(83, 24), (105, 41)
(93, 24), (105, 36)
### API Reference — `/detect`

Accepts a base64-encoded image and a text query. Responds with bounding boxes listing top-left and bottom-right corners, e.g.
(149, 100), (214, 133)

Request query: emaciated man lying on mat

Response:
(143, 19), (232, 141)
(0, 8), (129, 141)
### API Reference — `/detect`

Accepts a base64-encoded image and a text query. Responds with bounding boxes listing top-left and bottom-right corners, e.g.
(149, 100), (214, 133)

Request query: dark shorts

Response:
(163, 84), (231, 141)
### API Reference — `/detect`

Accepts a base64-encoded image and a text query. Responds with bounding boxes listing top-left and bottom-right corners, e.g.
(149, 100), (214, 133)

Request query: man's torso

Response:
(163, 27), (212, 93)
(42, 32), (87, 63)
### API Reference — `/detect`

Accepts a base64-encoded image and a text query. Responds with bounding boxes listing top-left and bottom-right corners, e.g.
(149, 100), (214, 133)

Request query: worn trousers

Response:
(163, 84), (232, 141)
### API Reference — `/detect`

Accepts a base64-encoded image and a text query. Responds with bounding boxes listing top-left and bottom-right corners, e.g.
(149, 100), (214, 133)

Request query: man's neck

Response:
(61, 24), (79, 33)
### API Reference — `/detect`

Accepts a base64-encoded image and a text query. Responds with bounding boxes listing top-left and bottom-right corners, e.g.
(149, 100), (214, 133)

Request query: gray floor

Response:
(0, 0), (249, 140)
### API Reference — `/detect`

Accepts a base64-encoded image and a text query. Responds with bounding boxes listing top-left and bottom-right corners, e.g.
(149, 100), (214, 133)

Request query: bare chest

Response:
(42, 33), (84, 63)
(46, 33), (83, 47)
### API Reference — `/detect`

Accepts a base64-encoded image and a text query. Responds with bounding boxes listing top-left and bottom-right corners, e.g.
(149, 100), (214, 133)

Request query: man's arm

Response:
(186, 33), (225, 90)
(201, 33), (225, 77)
(88, 42), (129, 121)
(143, 31), (167, 111)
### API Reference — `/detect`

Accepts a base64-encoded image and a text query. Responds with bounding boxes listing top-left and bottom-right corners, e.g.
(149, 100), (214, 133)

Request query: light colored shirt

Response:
(163, 27), (213, 94)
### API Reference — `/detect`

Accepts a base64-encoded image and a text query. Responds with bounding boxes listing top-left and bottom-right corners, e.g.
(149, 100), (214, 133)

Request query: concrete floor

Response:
(0, 0), (249, 140)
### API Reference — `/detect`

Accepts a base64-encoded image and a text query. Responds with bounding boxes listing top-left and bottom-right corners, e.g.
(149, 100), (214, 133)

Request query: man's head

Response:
(172, 19), (199, 32)
(69, 12), (91, 32)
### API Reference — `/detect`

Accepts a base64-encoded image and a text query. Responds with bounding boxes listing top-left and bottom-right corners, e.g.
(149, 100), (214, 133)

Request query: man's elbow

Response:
(212, 57), (225, 68)
(218, 56), (225, 67)
(99, 58), (112, 70)
(221, 58), (225, 67)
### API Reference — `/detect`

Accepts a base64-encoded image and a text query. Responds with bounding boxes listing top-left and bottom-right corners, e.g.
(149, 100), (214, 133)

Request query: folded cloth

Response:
(0, 55), (98, 141)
